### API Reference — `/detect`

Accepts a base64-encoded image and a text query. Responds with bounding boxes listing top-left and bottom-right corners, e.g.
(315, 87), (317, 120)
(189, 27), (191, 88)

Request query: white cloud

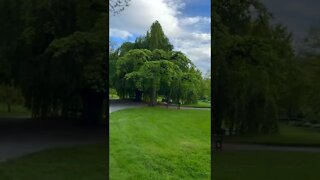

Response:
(180, 16), (211, 26)
(110, 28), (133, 39)
(110, 0), (182, 37)
(173, 33), (211, 73)
(110, 0), (211, 73)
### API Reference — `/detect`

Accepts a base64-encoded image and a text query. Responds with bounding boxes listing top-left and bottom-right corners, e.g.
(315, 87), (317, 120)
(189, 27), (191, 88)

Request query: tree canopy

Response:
(110, 21), (203, 106)
(212, 0), (295, 134)
(0, 0), (107, 123)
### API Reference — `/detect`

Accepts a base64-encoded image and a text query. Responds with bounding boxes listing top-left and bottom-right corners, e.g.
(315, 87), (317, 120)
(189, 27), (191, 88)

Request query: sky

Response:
(109, 0), (211, 74)
(261, 0), (320, 43)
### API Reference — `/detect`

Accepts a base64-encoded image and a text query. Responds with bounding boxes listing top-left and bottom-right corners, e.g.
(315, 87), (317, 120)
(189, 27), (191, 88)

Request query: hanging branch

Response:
(109, 0), (131, 15)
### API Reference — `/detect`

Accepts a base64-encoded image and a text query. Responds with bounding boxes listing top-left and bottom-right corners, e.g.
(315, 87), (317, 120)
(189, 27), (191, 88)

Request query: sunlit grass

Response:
(110, 107), (211, 179)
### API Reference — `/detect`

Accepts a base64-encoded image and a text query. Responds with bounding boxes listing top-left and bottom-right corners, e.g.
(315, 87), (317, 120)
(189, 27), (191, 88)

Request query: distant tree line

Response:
(0, 0), (107, 123)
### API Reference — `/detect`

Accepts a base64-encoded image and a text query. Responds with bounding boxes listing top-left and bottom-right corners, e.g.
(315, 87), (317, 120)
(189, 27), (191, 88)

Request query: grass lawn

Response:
(213, 150), (320, 180)
(182, 101), (211, 108)
(0, 144), (107, 180)
(224, 123), (320, 146)
(110, 107), (211, 179)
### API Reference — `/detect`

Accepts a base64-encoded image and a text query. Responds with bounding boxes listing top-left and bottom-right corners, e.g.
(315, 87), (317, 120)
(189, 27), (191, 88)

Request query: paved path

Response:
(220, 143), (320, 153)
(0, 100), (144, 162)
(160, 105), (211, 111)
(1, 101), (207, 162)
(0, 118), (106, 162)
(0, 99), (141, 162)
(109, 100), (146, 113)
(109, 100), (211, 113)
(4, 101), (317, 162)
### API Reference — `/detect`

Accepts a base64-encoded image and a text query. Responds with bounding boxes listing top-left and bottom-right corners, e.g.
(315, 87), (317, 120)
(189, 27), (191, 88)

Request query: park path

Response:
(221, 143), (320, 153)
(160, 105), (211, 111)
(0, 100), (142, 162)
(109, 99), (211, 113)
(0, 118), (106, 162)
(3, 101), (317, 163)
(1, 101), (207, 163)
(109, 99), (146, 113)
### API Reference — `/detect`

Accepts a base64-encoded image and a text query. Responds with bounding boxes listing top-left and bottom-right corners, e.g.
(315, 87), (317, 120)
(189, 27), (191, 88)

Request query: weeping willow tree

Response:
(111, 21), (201, 105)
(296, 27), (320, 124)
(212, 0), (294, 134)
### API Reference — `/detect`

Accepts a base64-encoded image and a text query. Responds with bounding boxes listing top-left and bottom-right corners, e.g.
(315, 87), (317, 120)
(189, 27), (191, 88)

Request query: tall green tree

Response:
(212, 0), (294, 134)
(112, 21), (202, 107)
(297, 27), (320, 123)
(134, 21), (173, 51)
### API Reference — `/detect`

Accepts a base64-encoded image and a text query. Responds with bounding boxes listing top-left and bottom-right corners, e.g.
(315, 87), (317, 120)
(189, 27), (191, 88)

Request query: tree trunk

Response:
(150, 84), (157, 106)
(7, 103), (11, 113)
(81, 89), (105, 126)
(229, 122), (234, 136)
(134, 89), (142, 102)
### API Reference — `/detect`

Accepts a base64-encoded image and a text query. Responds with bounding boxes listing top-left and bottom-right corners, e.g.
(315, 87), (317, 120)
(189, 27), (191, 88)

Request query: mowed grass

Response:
(0, 144), (107, 180)
(110, 107), (211, 179)
(214, 150), (320, 180)
(225, 123), (320, 146)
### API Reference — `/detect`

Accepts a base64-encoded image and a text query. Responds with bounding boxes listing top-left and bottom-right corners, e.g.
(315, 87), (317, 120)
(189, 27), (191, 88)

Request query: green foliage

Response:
(109, 88), (118, 99)
(134, 21), (173, 51)
(148, 21), (173, 51)
(112, 21), (202, 105)
(212, 0), (294, 134)
(212, 0), (320, 135)
(199, 71), (211, 101)
(0, 0), (108, 120)
(0, 84), (25, 112)
(115, 49), (152, 99)
(46, 31), (107, 93)
(125, 60), (179, 105)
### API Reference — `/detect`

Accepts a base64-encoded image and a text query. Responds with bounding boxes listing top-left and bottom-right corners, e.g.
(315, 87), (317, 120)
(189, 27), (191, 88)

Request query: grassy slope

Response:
(214, 151), (320, 180)
(0, 144), (107, 180)
(110, 107), (211, 179)
(225, 123), (320, 146)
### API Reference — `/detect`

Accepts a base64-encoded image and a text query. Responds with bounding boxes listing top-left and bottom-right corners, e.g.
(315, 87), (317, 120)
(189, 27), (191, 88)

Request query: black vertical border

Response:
(210, 0), (214, 179)
(106, 0), (110, 179)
